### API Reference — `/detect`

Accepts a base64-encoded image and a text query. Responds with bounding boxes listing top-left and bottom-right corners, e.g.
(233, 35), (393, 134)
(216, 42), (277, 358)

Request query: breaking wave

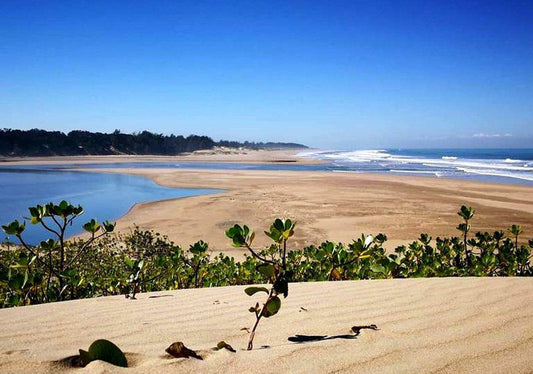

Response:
(298, 149), (533, 185)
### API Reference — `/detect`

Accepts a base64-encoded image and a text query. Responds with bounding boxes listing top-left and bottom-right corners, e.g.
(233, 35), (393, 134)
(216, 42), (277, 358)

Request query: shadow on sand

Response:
(288, 324), (379, 343)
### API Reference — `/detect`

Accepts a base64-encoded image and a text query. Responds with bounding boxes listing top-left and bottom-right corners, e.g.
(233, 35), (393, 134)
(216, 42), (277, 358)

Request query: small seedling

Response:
(214, 341), (236, 352)
(165, 342), (202, 360)
(226, 218), (295, 350)
(78, 339), (127, 368)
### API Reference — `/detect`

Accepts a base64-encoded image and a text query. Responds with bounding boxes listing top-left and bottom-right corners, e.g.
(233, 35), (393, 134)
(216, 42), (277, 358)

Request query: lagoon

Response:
(0, 168), (220, 244)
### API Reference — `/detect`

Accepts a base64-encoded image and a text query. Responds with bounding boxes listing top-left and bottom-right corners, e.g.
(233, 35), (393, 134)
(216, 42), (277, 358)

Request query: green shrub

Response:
(0, 203), (531, 309)
(1, 201), (114, 305)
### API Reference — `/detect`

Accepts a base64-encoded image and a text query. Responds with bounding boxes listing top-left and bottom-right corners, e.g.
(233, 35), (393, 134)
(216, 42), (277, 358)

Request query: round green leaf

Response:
(79, 339), (127, 368)
(256, 264), (275, 279)
(262, 296), (281, 318)
(244, 286), (269, 296)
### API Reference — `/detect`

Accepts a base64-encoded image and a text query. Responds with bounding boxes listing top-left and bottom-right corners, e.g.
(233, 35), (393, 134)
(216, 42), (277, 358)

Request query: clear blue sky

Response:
(1, 0), (532, 149)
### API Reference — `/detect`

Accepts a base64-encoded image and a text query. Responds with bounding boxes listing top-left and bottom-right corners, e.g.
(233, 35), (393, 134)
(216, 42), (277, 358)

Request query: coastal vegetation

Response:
(1, 202), (531, 310)
(0, 128), (307, 157)
(226, 219), (295, 350)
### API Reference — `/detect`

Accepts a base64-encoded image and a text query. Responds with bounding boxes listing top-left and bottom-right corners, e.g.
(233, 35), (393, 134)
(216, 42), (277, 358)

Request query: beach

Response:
(0, 148), (322, 165)
(4, 148), (533, 253)
(1, 150), (533, 373)
(73, 165), (533, 254)
(0, 277), (531, 373)
(3, 1), (533, 372)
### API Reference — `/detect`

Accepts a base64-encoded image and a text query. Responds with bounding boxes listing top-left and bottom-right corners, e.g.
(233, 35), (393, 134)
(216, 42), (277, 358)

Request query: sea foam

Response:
(299, 149), (533, 184)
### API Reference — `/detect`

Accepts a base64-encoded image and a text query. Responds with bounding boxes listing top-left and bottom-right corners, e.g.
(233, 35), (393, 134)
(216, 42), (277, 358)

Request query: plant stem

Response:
(46, 248), (52, 302)
(282, 240), (287, 269)
(15, 235), (58, 277)
(58, 218), (66, 300)
(247, 288), (274, 350)
(194, 262), (200, 288)
(244, 244), (276, 265)
(464, 220), (469, 267)
(247, 314), (262, 350)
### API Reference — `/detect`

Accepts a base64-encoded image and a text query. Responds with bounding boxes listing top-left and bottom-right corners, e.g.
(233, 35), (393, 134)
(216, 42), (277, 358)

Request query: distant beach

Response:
(3, 147), (532, 185)
(1, 148), (532, 249)
(90, 167), (533, 253)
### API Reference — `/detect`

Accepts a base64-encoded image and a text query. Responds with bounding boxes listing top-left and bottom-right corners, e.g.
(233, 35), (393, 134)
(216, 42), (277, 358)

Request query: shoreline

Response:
(3, 149), (532, 253)
(0, 148), (324, 166)
(3, 149), (532, 189)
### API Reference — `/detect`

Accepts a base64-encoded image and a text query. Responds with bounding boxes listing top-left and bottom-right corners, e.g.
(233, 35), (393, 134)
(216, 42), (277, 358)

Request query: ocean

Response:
(298, 148), (533, 186)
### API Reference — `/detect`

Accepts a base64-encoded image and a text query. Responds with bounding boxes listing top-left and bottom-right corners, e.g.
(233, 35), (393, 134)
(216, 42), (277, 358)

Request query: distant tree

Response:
(0, 128), (307, 157)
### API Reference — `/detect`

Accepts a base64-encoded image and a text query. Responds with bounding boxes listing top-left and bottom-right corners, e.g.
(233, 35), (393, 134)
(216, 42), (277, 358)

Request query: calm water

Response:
(0, 168), (220, 244)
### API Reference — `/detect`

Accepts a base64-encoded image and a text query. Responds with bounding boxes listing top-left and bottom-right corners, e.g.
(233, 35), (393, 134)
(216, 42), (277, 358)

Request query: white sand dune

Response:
(0, 277), (532, 373)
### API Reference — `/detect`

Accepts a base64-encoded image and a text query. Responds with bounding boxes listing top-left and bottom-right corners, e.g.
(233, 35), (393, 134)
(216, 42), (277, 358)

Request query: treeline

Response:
(0, 129), (307, 157)
(217, 140), (308, 149)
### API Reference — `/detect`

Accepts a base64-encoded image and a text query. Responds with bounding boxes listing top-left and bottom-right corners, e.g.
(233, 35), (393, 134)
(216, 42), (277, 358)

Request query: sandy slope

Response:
(0, 278), (531, 373)
(76, 168), (533, 254)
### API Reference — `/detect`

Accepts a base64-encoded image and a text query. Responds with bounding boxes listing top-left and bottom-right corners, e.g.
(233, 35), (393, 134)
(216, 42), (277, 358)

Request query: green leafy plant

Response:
(78, 339), (127, 367)
(2, 201), (115, 301)
(319, 235), (374, 280)
(214, 341), (236, 352)
(226, 218), (295, 350)
(457, 205), (475, 266)
(124, 257), (144, 299)
(183, 240), (210, 288)
(509, 224), (523, 251)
